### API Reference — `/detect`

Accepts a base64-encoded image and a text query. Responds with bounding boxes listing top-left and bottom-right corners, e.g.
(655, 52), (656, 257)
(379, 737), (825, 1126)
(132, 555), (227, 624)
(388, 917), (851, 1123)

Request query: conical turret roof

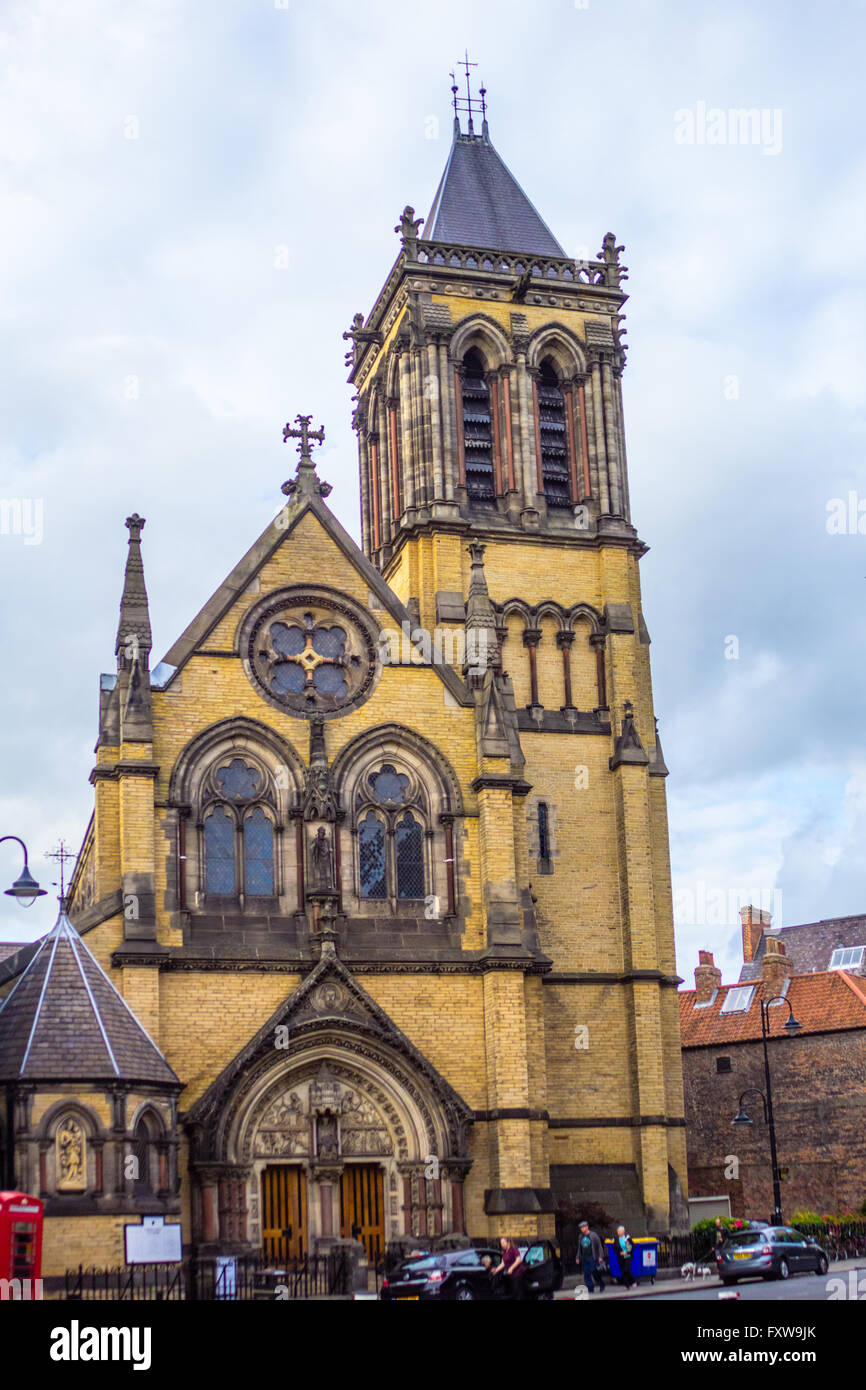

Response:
(0, 903), (179, 1085)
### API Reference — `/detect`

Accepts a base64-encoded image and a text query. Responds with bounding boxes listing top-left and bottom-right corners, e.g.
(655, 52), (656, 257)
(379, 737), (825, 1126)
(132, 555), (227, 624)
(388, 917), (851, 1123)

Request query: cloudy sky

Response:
(1, 0), (864, 981)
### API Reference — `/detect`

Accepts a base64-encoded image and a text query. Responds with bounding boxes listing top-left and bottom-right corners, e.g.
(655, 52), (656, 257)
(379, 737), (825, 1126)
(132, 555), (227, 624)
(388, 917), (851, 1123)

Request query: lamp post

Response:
(732, 993), (801, 1225)
(1, 835), (47, 908)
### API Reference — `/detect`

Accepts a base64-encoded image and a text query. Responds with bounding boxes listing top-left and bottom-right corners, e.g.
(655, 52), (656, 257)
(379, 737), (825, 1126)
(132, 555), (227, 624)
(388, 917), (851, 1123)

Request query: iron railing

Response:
(64, 1252), (349, 1302)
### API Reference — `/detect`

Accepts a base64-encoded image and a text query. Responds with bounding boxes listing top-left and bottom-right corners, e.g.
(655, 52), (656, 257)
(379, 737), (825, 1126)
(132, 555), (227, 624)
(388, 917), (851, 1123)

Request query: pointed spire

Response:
(649, 716), (670, 778)
(302, 716), (338, 821)
(424, 71), (563, 254)
(609, 699), (650, 770)
(115, 514), (152, 668)
(463, 541), (498, 685)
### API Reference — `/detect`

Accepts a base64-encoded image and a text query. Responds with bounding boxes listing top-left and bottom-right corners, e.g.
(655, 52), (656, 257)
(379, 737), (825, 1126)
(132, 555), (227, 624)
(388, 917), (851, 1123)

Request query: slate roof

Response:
(739, 915), (866, 982)
(423, 128), (565, 256)
(0, 905), (179, 1085)
(0, 943), (28, 966)
(679, 971), (866, 1047)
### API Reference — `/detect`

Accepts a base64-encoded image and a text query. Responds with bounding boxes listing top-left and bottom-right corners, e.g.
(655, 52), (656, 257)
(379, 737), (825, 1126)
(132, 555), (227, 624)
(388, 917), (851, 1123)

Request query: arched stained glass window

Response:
(205, 806), (236, 894)
(244, 807), (275, 896)
(359, 811), (387, 899)
(395, 812), (424, 899)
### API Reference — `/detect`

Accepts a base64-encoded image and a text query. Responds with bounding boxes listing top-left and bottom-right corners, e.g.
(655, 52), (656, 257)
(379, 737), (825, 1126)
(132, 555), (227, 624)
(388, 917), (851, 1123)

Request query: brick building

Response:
(680, 910), (866, 1222)
(0, 87), (688, 1277)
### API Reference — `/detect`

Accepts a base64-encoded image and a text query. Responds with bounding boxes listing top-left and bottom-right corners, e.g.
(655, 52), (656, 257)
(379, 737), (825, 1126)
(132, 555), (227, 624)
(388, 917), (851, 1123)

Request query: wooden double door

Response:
(261, 1163), (385, 1264)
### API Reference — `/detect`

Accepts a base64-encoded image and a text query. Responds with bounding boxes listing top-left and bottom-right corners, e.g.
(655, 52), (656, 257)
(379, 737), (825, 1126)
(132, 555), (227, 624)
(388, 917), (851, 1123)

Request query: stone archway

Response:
(184, 954), (474, 1256)
(234, 1049), (458, 1256)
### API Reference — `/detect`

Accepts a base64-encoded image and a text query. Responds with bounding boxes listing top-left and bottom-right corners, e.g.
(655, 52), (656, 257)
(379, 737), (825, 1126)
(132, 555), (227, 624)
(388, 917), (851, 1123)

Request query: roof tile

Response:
(0, 906), (179, 1085)
(679, 970), (866, 1047)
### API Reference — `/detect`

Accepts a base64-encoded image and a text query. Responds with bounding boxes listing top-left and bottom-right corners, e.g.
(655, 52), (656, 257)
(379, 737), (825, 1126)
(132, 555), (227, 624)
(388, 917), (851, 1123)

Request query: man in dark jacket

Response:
(577, 1221), (606, 1293)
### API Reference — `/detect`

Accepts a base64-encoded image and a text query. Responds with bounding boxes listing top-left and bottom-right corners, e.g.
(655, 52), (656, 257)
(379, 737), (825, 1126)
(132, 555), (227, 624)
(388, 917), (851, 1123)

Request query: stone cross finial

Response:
(283, 413), (325, 461)
(281, 414), (332, 500)
(125, 513), (145, 541)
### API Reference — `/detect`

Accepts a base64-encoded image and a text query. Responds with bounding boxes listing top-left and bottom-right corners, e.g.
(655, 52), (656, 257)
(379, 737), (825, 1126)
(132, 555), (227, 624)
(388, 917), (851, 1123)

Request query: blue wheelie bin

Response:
(631, 1237), (658, 1283)
(605, 1236), (659, 1284)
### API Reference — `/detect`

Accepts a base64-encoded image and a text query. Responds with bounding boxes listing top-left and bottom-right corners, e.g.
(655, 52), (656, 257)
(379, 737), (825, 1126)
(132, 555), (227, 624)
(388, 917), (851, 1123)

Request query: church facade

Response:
(0, 101), (688, 1277)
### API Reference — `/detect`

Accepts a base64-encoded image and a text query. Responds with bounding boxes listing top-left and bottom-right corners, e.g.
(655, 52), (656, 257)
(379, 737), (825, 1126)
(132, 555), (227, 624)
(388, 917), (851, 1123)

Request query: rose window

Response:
(245, 594), (378, 717)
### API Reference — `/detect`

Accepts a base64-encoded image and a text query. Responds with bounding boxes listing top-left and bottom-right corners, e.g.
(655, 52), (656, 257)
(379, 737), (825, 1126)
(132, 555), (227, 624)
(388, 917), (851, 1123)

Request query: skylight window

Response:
(829, 946), (865, 971)
(720, 985), (755, 1014)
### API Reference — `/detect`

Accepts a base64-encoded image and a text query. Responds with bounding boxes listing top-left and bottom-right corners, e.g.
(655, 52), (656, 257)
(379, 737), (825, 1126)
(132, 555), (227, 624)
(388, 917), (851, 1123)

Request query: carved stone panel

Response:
(253, 1091), (311, 1158)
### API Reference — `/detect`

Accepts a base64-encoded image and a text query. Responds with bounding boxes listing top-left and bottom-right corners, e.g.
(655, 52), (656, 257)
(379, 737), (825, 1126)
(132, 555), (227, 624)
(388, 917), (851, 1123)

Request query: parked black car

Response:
(381, 1240), (563, 1301)
(381, 1247), (502, 1300)
(716, 1226), (829, 1284)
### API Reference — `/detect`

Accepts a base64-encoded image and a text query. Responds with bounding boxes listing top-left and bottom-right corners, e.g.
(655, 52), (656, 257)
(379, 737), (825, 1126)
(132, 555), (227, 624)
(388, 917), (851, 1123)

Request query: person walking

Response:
(612, 1225), (635, 1289)
(576, 1220), (606, 1294)
(713, 1217), (727, 1253)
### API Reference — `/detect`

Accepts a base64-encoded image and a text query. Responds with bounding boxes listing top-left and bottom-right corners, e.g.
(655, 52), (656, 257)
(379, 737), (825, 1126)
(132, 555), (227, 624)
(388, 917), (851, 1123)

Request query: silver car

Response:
(716, 1226), (829, 1284)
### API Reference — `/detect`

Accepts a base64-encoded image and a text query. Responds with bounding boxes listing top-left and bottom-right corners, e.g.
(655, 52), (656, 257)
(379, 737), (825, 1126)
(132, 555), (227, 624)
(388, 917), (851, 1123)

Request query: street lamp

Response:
(731, 992), (801, 1226)
(1, 835), (47, 908)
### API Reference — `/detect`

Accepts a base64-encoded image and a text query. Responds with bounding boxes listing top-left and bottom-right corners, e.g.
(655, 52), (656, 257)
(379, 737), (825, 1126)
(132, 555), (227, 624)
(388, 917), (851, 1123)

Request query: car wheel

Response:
(455, 1284), (475, 1301)
(817, 1255), (828, 1276)
(778, 1259), (790, 1281)
(537, 1290), (554, 1300)
(721, 1278), (736, 1287)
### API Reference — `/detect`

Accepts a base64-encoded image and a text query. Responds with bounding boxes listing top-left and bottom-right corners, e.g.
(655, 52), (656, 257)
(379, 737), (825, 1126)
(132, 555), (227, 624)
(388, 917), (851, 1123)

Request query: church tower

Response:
(346, 81), (687, 1231)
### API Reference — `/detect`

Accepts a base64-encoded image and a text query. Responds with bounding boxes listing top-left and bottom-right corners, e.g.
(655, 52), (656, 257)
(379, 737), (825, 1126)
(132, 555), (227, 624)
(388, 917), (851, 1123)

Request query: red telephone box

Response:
(0, 1192), (43, 1291)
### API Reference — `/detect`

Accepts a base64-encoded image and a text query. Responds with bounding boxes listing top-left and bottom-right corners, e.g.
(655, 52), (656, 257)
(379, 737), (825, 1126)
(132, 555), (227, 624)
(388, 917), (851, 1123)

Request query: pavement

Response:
(555, 1258), (866, 1301)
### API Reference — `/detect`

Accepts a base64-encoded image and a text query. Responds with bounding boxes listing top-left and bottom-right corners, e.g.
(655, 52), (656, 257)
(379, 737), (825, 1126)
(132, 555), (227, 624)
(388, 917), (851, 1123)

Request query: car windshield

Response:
(724, 1231), (764, 1247)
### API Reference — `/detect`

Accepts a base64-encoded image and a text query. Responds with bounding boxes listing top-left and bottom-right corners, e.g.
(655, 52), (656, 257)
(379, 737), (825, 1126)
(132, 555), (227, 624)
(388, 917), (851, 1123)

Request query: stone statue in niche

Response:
(316, 1112), (339, 1159)
(57, 1115), (86, 1191)
(310, 825), (334, 889)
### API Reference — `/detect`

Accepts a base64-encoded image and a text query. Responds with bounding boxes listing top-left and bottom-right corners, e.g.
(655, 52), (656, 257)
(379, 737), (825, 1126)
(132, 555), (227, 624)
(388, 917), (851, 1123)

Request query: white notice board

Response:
(124, 1215), (183, 1265)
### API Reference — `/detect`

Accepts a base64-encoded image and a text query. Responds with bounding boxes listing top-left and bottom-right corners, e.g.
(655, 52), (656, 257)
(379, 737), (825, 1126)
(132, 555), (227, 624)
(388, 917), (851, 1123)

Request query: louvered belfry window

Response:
(537, 361), (571, 507)
(461, 350), (496, 501)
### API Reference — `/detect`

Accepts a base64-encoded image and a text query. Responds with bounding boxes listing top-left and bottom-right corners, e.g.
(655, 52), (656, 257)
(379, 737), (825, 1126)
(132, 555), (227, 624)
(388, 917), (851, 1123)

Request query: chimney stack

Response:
(740, 904), (772, 963)
(695, 950), (722, 1002)
(761, 936), (793, 999)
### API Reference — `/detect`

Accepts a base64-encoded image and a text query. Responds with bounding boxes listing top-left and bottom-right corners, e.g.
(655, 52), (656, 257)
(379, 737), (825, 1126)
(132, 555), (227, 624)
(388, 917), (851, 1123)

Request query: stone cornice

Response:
(470, 774), (533, 796)
(109, 950), (553, 976)
(548, 1114), (686, 1129)
(90, 760), (160, 783)
(543, 969), (682, 987)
